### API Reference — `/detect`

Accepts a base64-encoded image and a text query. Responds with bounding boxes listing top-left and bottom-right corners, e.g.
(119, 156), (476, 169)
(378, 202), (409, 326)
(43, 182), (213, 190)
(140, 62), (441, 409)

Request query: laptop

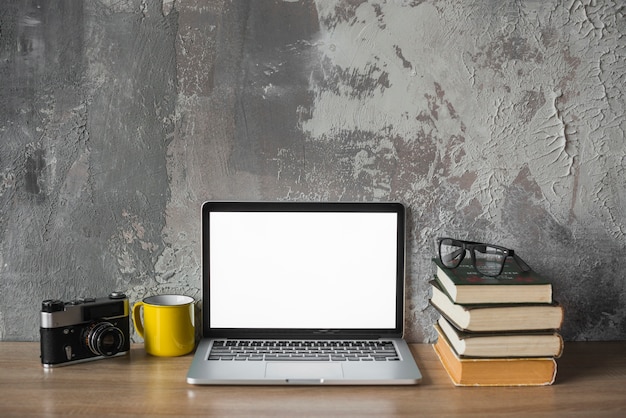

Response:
(186, 201), (422, 385)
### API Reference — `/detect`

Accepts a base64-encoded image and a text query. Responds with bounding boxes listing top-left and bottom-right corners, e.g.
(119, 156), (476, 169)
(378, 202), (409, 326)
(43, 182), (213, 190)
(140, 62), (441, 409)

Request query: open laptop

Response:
(186, 201), (422, 385)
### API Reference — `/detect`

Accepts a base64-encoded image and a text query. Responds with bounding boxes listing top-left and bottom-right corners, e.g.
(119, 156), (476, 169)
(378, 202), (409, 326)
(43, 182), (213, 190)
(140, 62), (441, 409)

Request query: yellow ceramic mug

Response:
(132, 295), (195, 357)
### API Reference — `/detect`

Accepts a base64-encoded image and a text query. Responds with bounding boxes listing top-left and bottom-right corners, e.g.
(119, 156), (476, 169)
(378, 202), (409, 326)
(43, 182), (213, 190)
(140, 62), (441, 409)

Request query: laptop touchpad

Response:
(265, 362), (343, 381)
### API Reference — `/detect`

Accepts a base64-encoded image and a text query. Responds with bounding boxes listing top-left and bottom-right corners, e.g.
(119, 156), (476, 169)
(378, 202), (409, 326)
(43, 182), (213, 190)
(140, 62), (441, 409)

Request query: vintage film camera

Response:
(40, 292), (130, 368)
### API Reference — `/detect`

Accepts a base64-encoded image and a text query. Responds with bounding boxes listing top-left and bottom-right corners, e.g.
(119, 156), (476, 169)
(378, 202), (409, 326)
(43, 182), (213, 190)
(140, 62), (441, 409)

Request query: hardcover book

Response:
(433, 325), (558, 386)
(436, 316), (564, 358)
(433, 258), (553, 304)
(430, 280), (564, 332)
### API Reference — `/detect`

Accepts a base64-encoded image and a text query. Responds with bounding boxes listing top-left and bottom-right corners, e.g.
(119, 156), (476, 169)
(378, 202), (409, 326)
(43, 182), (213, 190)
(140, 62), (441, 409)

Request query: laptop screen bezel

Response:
(201, 201), (406, 339)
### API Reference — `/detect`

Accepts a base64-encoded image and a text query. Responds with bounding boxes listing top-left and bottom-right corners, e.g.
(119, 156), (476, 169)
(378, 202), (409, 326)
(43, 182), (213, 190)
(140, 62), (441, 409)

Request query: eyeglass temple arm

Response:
(512, 253), (531, 272)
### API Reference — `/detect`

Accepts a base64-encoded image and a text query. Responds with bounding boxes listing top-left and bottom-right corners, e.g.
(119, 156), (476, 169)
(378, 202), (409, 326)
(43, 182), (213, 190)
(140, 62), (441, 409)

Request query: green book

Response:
(432, 258), (553, 304)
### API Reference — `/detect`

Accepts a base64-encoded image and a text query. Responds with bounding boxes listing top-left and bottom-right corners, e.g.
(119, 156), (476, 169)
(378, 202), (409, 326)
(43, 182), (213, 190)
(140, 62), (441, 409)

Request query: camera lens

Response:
(84, 322), (125, 357)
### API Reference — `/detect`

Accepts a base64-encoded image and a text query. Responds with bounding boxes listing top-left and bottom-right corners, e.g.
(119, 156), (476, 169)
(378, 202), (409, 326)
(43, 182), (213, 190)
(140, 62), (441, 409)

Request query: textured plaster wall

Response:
(0, 0), (624, 342)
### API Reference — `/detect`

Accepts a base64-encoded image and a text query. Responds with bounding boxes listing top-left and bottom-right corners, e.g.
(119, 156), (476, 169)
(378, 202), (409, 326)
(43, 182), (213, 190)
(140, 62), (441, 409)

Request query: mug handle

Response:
(132, 301), (145, 339)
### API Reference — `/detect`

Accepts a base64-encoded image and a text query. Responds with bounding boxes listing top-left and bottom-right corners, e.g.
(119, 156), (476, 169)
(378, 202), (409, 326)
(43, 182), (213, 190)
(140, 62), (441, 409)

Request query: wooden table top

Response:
(1, 341), (625, 417)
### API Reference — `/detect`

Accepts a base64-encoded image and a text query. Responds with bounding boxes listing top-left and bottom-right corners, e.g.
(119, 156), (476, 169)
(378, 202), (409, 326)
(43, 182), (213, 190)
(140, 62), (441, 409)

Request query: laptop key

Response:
(267, 355), (328, 361)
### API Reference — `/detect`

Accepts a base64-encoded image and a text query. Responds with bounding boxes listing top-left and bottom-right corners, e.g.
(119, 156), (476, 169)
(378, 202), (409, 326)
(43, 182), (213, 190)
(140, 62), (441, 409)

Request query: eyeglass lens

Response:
(439, 239), (466, 267)
(472, 245), (506, 276)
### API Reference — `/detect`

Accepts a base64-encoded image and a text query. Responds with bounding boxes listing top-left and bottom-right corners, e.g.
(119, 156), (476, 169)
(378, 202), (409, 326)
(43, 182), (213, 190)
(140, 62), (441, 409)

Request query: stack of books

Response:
(430, 258), (564, 386)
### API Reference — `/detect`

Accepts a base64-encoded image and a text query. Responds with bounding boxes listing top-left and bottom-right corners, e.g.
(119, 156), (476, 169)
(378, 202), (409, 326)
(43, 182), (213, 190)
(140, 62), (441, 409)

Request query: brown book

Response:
(437, 316), (564, 358)
(433, 325), (557, 386)
(430, 280), (564, 332)
(433, 258), (552, 304)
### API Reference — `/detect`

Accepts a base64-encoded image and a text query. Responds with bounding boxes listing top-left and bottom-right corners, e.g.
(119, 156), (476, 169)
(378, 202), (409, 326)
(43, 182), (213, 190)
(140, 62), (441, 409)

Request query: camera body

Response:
(40, 292), (130, 368)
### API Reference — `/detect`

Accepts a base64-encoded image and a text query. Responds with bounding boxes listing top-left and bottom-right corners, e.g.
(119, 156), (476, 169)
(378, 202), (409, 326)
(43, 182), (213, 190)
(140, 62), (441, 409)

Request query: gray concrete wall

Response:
(1, 0), (624, 342)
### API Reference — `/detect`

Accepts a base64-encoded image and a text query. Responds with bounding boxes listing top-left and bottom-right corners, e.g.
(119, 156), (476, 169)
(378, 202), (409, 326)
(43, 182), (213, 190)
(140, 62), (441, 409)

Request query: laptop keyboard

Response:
(208, 340), (400, 362)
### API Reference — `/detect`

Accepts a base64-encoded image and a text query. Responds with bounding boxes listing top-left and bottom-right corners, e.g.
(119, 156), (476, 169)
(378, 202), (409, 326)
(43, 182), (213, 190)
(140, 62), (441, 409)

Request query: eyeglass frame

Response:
(437, 237), (531, 277)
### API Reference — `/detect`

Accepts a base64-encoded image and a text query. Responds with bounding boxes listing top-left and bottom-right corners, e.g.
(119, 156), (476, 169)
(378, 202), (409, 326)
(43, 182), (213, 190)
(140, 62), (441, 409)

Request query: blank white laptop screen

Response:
(208, 210), (399, 330)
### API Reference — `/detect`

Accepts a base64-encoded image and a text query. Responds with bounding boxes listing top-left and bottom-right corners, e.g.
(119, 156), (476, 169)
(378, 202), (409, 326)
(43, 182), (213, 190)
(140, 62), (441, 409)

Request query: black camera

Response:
(40, 292), (130, 368)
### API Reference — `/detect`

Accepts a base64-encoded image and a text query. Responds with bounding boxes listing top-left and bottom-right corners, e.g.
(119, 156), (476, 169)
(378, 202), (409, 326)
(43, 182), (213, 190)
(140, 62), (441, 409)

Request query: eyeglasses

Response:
(437, 237), (531, 277)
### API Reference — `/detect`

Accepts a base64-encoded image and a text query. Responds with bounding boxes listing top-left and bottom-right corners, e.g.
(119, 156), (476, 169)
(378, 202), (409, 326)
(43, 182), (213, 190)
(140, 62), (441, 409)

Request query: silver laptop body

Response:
(186, 201), (422, 385)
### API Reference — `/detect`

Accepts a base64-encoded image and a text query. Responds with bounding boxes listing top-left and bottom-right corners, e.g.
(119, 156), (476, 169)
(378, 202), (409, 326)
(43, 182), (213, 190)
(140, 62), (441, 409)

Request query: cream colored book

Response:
(437, 316), (563, 358)
(430, 280), (564, 332)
